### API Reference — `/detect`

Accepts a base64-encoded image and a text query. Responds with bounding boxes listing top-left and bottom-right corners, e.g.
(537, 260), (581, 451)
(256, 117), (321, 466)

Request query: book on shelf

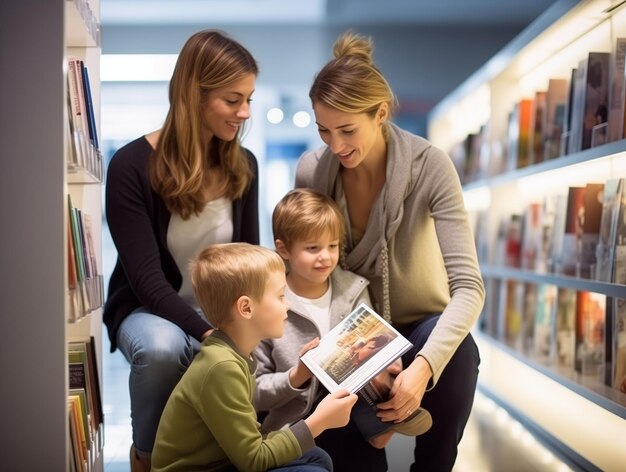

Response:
(580, 182), (604, 279)
(521, 283), (537, 355)
(68, 394), (88, 472)
(560, 186), (586, 277)
(569, 52), (610, 152)
(560, 68), (578, 156)
(504, 214), (522, 268)
(68, 336), (104, 457)
(543, 78), (568, 160)
(506, 99), (533, 170)
(608, 38), (626, 143)
(520, 202), (544, 272)
(575, 291), (606, 380)
(504, 280), (524, 350)
(613, 180), (626, 285)
(547, 194), (568, 273)
(595, 178), (624, 282)
(529, 90), (546, 165)
(555, 287), (577, 368)
(533, 284), (557, 361)
(300, 303), (413, 438)
(613, 298), (626, 394)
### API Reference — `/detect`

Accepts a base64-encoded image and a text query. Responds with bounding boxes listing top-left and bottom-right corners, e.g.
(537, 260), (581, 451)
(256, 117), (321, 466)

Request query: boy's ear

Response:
(235, 295), (254, 320)
(275, 239), (289, 260)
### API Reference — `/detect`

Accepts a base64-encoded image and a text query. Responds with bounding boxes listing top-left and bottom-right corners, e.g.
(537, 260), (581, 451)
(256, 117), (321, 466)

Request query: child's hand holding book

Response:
(289, 337), (320, 389)
(304, 389), (358, 437)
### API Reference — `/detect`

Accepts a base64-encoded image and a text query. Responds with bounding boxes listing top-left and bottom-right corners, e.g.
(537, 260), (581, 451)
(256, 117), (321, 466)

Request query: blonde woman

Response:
(296, 31), (485, 471)
(104, 30), (259, 471)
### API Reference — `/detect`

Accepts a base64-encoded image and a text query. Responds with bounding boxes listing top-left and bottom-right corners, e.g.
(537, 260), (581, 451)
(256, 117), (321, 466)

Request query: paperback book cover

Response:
(534, 284), (557, 361)
(543, 78), (568, 159)
(608, 38), (626, 143)
(575, 291), (606, 379)
(595, 179), (624, 282)
(613, 298), (626, 394)
(560, 186), (586, 277)
(521, 283), (537, 355)
(580, 183), (604, 279)
(555, 288), (577, 367)
(301, 303), (412, 395)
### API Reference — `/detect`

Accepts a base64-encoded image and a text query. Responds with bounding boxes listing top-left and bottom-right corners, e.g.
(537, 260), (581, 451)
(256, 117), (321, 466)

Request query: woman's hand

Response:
(289, 337), (320, 388)
(375, 355), (432, 423)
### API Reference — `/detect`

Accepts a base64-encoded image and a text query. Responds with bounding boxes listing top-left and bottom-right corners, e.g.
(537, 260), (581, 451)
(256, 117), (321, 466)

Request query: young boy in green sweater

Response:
(151, 243), (357, 472)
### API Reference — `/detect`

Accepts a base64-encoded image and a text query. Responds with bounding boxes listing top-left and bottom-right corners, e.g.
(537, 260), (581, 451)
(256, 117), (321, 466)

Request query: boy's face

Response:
(252, 270), (289, 339)
(280, 231), (340, 291)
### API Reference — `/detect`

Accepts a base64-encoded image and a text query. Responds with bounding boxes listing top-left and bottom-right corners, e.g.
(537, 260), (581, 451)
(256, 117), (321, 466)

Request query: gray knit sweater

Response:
(295, 123), (485, 386)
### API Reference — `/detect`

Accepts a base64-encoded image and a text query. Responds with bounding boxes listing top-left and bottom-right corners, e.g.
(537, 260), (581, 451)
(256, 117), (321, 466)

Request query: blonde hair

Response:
(190, 243), (285, 328)
(272, 188), (345, 251)
(150, 30), (258, 219)
(309, 31), (396, 125)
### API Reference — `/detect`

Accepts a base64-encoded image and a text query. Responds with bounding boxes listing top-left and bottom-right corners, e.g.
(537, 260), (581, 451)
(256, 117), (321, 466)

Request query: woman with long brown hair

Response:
(104, 30), (259, 471)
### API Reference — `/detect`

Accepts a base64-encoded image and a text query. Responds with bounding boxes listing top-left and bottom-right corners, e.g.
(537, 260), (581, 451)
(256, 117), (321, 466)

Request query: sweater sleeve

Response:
(105, 143), (210, 340)
(253, 339), (306, 412)
(198, 360), (309, 471)
(236, 149), (260, 244)
(417, 145), (485, 386)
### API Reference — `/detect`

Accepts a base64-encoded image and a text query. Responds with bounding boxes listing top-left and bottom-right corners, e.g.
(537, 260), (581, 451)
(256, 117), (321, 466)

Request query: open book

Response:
(301, 303), (414, 439)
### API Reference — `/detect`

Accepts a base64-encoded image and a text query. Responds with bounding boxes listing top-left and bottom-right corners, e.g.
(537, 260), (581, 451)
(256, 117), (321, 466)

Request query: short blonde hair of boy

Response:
(190, 243), (285, 328)
(272, 188), (345, 251)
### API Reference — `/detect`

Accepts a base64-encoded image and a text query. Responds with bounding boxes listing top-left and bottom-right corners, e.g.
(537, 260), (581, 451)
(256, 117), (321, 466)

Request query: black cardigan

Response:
(103, 136), (259, 352)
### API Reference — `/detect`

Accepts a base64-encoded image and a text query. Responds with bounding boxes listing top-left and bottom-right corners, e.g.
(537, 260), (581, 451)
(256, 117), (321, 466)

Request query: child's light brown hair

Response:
(190, 243), (285, 328)
(272, 188), (345, 250)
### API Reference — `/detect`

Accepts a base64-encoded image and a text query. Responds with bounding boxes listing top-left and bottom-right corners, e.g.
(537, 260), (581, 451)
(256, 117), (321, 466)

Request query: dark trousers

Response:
(316, 315), (479, 472)
(400, 315), (480, 472)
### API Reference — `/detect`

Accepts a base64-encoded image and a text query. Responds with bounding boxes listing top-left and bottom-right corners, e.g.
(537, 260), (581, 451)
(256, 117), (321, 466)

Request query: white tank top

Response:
(167, 197), (233, 308)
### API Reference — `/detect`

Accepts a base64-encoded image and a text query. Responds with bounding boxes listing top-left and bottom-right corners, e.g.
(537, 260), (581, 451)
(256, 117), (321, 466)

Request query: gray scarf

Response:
(308, 123), (419, 321)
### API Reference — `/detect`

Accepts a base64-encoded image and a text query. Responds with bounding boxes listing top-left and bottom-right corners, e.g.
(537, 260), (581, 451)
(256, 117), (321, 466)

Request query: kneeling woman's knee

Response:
(135, 329), (195, 373)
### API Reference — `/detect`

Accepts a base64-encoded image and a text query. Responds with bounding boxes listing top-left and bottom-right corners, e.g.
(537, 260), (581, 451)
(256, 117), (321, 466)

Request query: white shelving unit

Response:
(428, 0), (626, 469)
(0, 1), (103, 469)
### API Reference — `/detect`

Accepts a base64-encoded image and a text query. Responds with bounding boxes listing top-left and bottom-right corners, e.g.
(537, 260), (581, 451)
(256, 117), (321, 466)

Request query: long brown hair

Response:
(150, 30), (258, 219)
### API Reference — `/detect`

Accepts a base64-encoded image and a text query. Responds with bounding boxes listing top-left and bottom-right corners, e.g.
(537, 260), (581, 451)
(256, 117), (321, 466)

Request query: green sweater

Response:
(152, 330), (314, 472)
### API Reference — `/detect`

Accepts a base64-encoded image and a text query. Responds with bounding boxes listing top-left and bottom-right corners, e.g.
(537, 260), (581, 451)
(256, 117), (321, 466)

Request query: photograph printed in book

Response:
(300, 303), (414, 440)
(301, 303), (412, 394)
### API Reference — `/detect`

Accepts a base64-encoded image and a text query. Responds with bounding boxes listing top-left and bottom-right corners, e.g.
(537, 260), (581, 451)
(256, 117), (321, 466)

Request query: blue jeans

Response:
(116, 309), (202, 454)
(268, 447), (333, 471)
